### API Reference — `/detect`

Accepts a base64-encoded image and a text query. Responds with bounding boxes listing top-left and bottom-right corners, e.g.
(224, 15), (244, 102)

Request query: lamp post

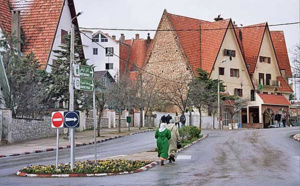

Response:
(69, 12), (82, 170)
(218, 59), (226, 129)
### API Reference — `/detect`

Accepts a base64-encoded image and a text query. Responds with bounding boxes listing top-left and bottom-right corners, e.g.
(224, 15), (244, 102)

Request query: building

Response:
(0, 0), (83, 72)
(81, 30), (120, 80)
(140, 10), (293, 128)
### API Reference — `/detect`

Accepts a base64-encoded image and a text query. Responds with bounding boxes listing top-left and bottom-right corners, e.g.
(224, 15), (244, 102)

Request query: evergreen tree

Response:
(48, 33), (87, 110)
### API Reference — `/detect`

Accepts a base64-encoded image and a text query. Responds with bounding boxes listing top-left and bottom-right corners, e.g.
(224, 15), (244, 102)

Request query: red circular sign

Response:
(52, 112), (64, 128)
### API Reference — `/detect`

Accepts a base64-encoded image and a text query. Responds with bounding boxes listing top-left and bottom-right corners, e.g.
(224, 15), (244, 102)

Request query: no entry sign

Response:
(51, 111), (64, 128)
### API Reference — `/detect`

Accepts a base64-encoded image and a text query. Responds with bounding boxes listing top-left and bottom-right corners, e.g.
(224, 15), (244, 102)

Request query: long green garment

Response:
(155, 129), (171, 159)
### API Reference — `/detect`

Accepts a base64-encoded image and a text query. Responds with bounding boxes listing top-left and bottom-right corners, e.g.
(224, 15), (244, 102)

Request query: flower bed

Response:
(20, 159), (151, 174)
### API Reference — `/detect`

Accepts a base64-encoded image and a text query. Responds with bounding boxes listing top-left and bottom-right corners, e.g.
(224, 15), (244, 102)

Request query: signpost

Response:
(74, 64), (94, 78)
(74, 77), (94, 91)
(51, 111), (64, 169)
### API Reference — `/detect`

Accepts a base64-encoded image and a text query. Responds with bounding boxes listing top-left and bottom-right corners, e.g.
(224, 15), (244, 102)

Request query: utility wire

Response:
(80, 31), (191, 85)
(79, 21), (300, 32)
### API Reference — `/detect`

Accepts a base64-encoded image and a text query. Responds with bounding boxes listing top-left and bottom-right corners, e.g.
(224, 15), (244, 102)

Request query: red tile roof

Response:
(258, 94), (290, 105)
(276, 76), (293, 92)
(167, 12), (229, 75)
(0, 0), (11, 34)
(271, 31), (292, 77)
(9, 0), (65, 69)
(239, 23), (266, 74)
(119, 40), (131, 76)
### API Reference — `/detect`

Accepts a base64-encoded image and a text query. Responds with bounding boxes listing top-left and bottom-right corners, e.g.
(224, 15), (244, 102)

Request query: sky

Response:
(74, 0), (299, 62)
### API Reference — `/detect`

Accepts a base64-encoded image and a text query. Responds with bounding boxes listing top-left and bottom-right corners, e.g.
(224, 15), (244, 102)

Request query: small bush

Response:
(179, 126), (201, 141)
(189, 126), (201, 139)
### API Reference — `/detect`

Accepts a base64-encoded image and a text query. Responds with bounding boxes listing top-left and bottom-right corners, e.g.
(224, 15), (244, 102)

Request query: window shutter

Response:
(230, 69), (233, 77)
(241, 89), (243, 97)
(232, 50), (236, 57)
(237, 69), (240, 77)
(224, 49), (227, 56)
(267, 57), (271, 63)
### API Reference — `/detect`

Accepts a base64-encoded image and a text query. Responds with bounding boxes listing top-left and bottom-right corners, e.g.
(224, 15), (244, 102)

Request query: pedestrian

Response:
(161, 115), (167, 124)
(155, 123), (171, 165)
(282, 111), (287, 127)
(166, 113), (172, 124)
(180, 111), (186, 128)
(174, 112), (180, 127)
(166, 119), (180, 163)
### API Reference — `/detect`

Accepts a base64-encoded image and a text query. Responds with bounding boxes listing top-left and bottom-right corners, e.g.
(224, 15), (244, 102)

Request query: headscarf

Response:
(159, 123), (167, 132)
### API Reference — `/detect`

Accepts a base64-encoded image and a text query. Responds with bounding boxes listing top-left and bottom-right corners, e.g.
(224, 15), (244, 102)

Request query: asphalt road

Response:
(0, 127), (299, 186)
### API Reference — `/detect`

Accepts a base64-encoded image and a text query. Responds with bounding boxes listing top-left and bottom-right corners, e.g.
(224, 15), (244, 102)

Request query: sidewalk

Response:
(0, 127), (155, 157)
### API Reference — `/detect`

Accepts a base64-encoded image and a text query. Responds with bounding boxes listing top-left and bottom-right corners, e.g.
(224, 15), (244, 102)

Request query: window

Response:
(266, 74), (271, 85)
(234, 88), (243, 97)
(219, 67), (225, 75)
(101, 34), (108, 42)
(230, 68), (239, 77)
(259, 56), (271, 63)
(92, 34), (99, 42)
(250, 90), (255, 101)
(224, 49), (236, 57)
(263, 92), (268, 94)
(259, 73), (264, 85)
(105, 47), (114, 56)
(93, 48), (98, 55)
(61, 29), (68, 44)
(105, 63), (113, 70)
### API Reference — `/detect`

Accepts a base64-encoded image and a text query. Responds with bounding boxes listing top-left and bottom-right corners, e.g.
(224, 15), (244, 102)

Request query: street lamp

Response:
(218, 59), (226, 129)
(69, 11), (82, 170)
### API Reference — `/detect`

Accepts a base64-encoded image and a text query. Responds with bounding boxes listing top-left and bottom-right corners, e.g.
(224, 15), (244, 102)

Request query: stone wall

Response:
(8, 117), (63, 143)
(85, 117), (109, 129)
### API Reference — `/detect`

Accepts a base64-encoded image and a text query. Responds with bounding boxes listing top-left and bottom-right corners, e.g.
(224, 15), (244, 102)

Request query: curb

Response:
(16, 161), (161, 178)
(16, 133), (208, 178)
(0, 129), (156, 159)
(293, 133), (300, 142)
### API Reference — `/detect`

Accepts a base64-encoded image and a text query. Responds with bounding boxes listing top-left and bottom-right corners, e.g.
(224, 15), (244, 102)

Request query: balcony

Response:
(254, 79), (280, 87)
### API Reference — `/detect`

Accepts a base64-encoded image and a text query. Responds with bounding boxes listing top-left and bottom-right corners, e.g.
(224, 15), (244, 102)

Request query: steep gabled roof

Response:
(270, 31), (292, 77)
(240, 23), (266, 74)
(9, 0), (65, 69)
(258, 94), (290, 106)
(0, 0), (11, 34)
(167, 12), (230, 75)
(276, 76), (293, 92)
(119, 40), (131, 76)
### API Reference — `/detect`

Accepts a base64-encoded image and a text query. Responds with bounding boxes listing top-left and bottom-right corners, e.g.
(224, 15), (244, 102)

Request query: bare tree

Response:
(293, 44), (300, 75)
(225, 98), (248, 124)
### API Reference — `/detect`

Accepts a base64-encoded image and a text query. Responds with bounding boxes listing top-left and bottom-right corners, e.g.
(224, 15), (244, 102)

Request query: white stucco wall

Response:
(253, 28), (281, 94)
(82, 31), (120, 80)
(46, 0), (72, 72)
(210, 23), (253, 100)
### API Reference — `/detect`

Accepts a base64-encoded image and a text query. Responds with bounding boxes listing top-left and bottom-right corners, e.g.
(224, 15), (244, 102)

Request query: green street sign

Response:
(74, 65), (94, 78)
(74, 77), (94, 91)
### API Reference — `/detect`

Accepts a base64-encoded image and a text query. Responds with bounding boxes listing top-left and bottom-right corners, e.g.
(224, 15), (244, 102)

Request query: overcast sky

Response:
(74, 0), (299, 61)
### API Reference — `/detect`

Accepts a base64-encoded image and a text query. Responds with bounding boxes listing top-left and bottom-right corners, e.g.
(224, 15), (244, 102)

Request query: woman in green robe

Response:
(155, 123), (171, 165)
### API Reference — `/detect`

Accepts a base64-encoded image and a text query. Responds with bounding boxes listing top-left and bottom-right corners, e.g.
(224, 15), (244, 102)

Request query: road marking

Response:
(76, 155), (95, 160)
(176, 155), (191, 160)
(108, 155), (126, 159)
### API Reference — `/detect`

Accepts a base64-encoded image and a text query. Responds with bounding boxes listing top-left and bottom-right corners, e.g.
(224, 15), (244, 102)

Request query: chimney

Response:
(11, 10), (21, 51)
(147, 33), (151, 44)
(112, 35), (116, 40)
(120, 33), (125, 42)
(135, 34), (139, 40)
(214, 14), (224, 21)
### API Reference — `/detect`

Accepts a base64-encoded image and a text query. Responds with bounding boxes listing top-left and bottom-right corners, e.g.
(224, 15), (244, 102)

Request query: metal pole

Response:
(297, 106), (299, 124)
(56, 128), (59, 169)
(218, 73), (220, 129)
(93, 88), (97, 163)
(69, 23), (75, 170)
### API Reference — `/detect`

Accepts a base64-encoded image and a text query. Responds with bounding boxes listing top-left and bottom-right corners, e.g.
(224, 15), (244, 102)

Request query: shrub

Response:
(189, 126), (201, 139)
(179, 126), (201, 141)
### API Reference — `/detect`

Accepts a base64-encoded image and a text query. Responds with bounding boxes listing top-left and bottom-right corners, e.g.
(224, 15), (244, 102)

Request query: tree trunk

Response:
(212, 112), (215, 129)
(97, 109), (103, 137)
(198, 106), (202, 129)
(189, 110), (192, 126)
(118, 110), (121, 133)
(139, 107), (143, 130)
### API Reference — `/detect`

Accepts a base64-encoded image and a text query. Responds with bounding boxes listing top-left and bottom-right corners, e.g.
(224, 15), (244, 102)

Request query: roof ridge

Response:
(167, 12), (211, 23)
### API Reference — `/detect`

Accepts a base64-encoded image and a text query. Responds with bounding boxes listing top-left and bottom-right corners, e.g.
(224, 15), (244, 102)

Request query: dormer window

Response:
(259, 56), (271, 63)
(101, 34), (108, 42)
(92, 34), (99, 42)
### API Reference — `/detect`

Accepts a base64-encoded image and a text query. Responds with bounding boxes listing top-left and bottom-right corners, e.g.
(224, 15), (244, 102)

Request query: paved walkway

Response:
(0, 127), (155, 156)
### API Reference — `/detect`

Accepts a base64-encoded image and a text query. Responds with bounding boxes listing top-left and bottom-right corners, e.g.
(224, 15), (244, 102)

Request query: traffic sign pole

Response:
(70, 23), (75, 170)
(56, 128), (59, 169)
(93, 88), (97, 164)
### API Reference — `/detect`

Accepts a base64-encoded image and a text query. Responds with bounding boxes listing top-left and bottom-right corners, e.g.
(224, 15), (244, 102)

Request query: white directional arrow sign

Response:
(65, 117), (78, 122)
